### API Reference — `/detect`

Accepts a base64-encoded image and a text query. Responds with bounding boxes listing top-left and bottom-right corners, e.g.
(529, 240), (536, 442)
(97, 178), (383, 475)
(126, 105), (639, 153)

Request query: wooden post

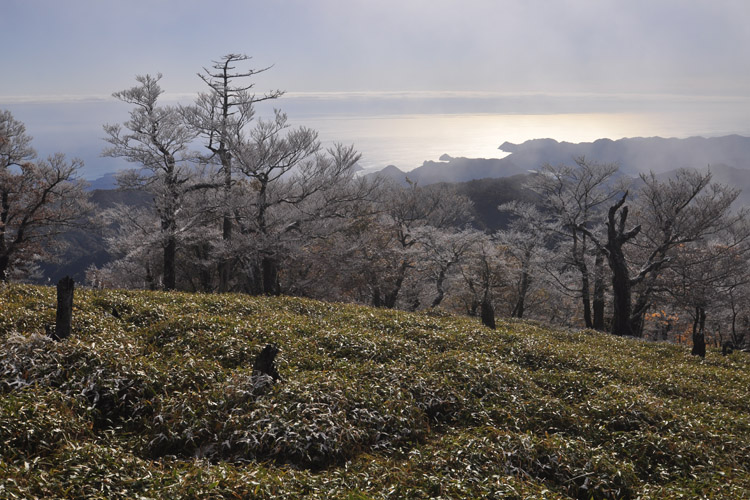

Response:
(53, 276), (74, 341)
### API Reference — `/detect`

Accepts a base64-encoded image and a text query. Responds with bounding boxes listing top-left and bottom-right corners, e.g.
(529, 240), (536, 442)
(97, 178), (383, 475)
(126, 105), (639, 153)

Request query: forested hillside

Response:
(40, 175), (536, 283)
(2, 285), (749, 498)
(5, 55), (750, 351)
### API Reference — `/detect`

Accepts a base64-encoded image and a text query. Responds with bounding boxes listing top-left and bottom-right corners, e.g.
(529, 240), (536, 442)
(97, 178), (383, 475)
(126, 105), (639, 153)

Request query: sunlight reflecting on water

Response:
(298, 111), (750, 172)
(4, 96), (749, 180)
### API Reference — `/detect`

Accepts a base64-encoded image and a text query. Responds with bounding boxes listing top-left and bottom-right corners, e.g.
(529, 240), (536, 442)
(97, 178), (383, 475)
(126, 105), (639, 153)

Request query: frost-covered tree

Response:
(415, 227), (482, 309)
(89, 204), (163, 290)
(525, 158), (623, 328)
(494, 202), (549, 319)
(579, 169), (744, 337)
(228, 112), (370, 295)
(363, 180), (473, 308)
(182, 54), (283, 291)
(456, 233), (504, 326)
(0, 110), (90, 281)
(103, 74), (213, 290)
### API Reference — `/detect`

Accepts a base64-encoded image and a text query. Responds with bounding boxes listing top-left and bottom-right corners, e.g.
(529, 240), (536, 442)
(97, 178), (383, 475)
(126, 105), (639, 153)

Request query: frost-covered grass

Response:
(1, 284), (749, 499)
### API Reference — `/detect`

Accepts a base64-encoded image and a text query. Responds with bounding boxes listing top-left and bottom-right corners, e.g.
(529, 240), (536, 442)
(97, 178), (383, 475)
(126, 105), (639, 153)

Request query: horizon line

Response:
(2, 90), (749, 106)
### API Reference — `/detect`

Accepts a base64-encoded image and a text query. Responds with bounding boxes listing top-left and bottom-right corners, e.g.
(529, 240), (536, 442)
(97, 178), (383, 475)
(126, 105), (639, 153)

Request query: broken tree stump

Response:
(252, 343), (281, 382)
(52, 276), (74, 341)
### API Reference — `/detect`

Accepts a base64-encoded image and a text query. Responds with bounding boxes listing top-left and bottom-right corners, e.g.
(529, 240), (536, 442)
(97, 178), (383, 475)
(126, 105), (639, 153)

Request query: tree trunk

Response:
(382, 260), (408, 308)
(162, 160), (179, 291)
(510, 294), (525, 319)
(631, 311), (646, 338)
(163, 234), (176, 291)
(261, 256), (280, 296)
(0, 191), (8, 282)
(608, 248), (633, 336)
(481, 296), (496, 330)
(371, 285), (382, 308)
(601, 194), (640, 337)
(0, 254), (8, 283)
(630, 286), (654, 338)
(579, 263), (593, 328)
(144, 263), (157, 291)
(431, 268), (447, 308)
(218, 155), (233, 293)
(194, 243), (214, 292)
(592, 252), (606, 331)
(661, 320), (672, 341)
(468, 299), (479, 317)
(571, 230), (593, 328)
(52, 276), (74, 341)
(511, 266), (530, 319)
(691, 305), (706, 358)
(218, 216), (232, 292)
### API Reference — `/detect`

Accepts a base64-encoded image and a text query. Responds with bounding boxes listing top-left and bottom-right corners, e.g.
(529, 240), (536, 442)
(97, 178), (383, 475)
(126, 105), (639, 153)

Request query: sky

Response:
(2, 0), (749, 177)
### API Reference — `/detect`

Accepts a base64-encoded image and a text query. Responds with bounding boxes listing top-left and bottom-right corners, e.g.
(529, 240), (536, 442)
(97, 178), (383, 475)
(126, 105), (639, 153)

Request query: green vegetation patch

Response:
(2, 284), (750, 498)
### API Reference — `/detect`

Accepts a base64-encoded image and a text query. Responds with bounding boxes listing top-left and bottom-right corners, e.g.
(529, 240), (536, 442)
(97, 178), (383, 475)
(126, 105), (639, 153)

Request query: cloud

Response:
(0, 92), (202, 106)
(0, 95), (112, 105)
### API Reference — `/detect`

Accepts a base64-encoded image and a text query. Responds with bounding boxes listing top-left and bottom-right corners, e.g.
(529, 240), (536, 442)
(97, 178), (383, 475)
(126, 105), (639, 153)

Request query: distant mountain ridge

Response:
(374, 135), (750, 185)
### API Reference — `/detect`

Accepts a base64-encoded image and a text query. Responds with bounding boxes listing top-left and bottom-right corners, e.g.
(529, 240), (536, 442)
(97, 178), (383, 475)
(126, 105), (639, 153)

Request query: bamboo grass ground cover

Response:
(1, 284), (749, 499)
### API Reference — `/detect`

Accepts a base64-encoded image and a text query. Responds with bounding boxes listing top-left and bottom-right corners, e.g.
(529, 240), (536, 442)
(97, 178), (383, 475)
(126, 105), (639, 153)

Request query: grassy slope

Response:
(1, 285), (749, 499)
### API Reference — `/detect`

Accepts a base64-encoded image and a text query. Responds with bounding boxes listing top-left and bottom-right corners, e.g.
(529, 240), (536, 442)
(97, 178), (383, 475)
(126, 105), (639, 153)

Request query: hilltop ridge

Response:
(372, 135), (750, 186)
(1, 285), (749, 498)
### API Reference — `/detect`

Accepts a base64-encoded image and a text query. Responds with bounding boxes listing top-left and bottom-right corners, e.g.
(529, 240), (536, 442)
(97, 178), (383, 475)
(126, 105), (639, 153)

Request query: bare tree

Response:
(526, 158), (623, 328)
(0, 110), (90, 281)
(227, 112), (373, 295)
(579, 169), (743, 337)
(457, 234), (503, 326)
(94, 203), (167, 290)
(368, 180), (473, 308)
(659, 214), (750, 351)
(103, 74), (211, 290)
(629, 169), (743, 336)
(494, 201), (549, 319)
(414, 226), (482, 308)
(720, 244), (750, 348)
(182, 54), (283, 291)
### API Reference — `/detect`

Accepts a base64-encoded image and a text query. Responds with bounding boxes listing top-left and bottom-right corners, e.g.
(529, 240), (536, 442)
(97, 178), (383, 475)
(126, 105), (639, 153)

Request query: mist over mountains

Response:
(88, 134), (750, 203)
(374, 135), (750, 189)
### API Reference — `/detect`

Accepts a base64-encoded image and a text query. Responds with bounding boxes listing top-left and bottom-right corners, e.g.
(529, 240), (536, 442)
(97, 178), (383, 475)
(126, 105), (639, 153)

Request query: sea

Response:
(3, 92), (749, 180)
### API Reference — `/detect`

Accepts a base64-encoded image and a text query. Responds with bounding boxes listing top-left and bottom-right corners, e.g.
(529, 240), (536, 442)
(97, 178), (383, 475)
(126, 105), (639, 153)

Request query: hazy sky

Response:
(4, 0), (749, 98)
(2, 0), (749, 175)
